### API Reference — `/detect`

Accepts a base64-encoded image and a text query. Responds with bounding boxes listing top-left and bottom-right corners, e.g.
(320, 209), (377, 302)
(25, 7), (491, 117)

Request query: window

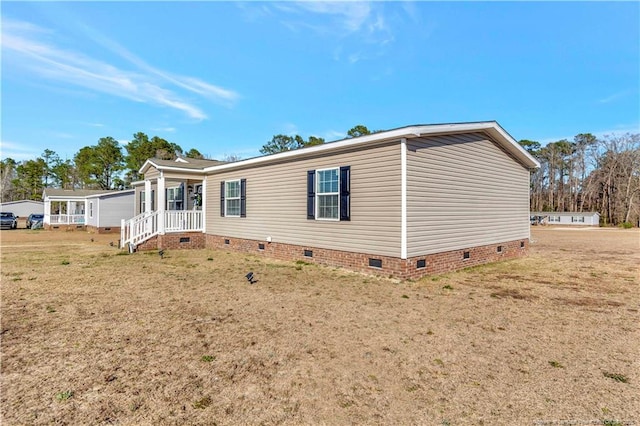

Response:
(317, 168), (339, 220)
(89, 202), (93, 218)
(549, 215), (560, 223)
(141, 190), (155, 212)
(167, 186), (184, 210)
(225, 180), (241, 216)
(571, 216), (585, 223)
(220, 179), (246, 217)
(307, 166), (350, 221)
(140, 191), (146, 213)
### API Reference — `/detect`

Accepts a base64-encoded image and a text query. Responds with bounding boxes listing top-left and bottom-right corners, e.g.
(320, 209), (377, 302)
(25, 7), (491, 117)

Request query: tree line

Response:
(519, 132), (639, 226)
(0, 125), (373, 202)
(0, 132), (204, 202)
(2, 125), (638, 227)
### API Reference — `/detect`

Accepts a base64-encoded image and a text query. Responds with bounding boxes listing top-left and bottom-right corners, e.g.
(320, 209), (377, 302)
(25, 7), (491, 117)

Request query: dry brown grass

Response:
(1, 227), (639, 425)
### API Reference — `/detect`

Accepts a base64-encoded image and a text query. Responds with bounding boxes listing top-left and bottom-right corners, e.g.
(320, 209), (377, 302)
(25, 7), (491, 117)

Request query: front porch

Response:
(120, 209), (204, 249)
(44, 199), (87, 228)
(121, 174), (206, 249)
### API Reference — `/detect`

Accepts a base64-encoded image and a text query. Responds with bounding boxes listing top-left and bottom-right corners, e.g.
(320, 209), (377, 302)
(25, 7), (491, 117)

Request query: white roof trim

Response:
(85, 189), (135, 199)
(140, 122), (540, 175)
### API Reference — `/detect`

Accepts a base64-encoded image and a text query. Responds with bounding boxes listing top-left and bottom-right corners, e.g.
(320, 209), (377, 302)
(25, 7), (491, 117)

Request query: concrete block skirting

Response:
(205, 234), (529, 280)
(86, 225), (121, 234)
(45, 224), (86, 231)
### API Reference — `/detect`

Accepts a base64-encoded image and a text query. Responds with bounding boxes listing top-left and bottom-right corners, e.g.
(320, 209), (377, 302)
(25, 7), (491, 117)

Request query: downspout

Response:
(157, 172), (165, 235)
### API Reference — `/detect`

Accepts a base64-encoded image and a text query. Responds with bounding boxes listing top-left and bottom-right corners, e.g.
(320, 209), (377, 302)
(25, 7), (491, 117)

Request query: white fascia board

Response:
(484, 125), (541, 169)
(138, 159), (157, 175)
(85, 189), (135, 199)
(141, 163), (207, 175)
(201, 121), (540, 174)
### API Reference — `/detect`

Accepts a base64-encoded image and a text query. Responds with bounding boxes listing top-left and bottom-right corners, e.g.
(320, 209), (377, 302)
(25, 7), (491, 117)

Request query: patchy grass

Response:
(0, 228), (638, 424)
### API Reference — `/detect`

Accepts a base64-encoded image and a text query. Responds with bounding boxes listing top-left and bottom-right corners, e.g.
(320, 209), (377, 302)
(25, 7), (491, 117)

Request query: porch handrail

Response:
(120, 211), (160, 249)
(164, 210), (203, 232)
(49, 214), (85, 224)
(120, 210), (203, 249)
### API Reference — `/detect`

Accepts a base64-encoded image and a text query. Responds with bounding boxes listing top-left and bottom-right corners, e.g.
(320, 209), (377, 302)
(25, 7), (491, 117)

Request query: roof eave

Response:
(203, 121), (540, 173)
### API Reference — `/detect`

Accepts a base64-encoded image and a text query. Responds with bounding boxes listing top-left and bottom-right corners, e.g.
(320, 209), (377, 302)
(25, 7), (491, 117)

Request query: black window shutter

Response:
(307, 170), (315, 219)
(240, 179), (246, 218)
(340, 166), (350, 221)
(220, 181), (225, 217)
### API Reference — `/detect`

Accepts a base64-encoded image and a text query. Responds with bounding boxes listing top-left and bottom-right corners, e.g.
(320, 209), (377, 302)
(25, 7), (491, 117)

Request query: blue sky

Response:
(1, 1), (639, 162)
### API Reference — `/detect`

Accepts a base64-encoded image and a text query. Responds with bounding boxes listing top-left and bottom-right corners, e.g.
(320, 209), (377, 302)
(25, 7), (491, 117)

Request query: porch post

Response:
(145, 179), (152, 213)
(157, 175), (166, 234)
(66, 200), (71, 224)
(201, 179), (206, 233)
(44, 198), (51, 225)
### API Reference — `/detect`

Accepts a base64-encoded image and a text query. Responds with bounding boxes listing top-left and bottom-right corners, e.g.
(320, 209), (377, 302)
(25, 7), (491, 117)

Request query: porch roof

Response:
(139, 157), (226, 175)
(43, 189), (132, 200)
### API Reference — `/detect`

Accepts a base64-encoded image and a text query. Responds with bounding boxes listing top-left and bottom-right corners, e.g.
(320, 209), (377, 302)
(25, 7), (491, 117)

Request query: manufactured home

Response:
(43, 188), (135, 233)
(122, 121), (540, 279)
(531, 211), (600, 227)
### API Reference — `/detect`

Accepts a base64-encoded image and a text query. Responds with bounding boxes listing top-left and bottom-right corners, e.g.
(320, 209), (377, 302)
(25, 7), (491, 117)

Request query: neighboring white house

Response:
(0, 200), (44, 218)
(43, 189), (135, 233)
(531, 211), (600, 226)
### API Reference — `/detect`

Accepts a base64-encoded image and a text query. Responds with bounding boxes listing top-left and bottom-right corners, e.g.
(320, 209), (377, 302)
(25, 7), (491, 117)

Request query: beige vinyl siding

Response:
(206, 142), (402, 257)
(406, 132), (531, 257)
(144, 168), (160, 180)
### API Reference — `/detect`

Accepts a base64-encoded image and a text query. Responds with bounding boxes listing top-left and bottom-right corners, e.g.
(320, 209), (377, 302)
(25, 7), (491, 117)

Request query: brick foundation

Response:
(206, 235), (529, 280)
(135, 232), (206, 251)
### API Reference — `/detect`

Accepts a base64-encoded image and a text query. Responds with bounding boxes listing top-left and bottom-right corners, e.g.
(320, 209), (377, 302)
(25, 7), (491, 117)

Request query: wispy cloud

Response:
(0, 140), (41, 161)
(598, 89), (635, 104)
(323, 130), (346, 141)
(1, 18), (239, 120)
(260, 1), (394, 63)
(152, 127), (177, 134)
(539, 123), (640, 145)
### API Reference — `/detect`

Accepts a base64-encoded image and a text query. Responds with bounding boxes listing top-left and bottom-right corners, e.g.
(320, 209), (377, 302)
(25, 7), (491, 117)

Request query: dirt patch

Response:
(1, 227), (639, 425)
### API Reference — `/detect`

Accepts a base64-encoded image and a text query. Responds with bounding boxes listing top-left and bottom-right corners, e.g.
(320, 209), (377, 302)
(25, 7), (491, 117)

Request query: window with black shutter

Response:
(240, 179), (246, 217)
(307, 170), (315, 219)
(220, 181), (225, 216)
(309, 166), (351, 221)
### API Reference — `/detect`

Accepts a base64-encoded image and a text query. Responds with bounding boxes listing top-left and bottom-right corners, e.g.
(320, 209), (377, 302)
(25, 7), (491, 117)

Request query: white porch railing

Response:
(49, 214), (85, 224)
(120, 210), (203, 249)
(164, 210), (203, 232)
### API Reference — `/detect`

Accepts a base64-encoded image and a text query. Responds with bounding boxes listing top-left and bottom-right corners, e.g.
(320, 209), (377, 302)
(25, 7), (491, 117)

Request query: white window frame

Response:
(571, 216), (585, 223)
(549, 215), (560, 223)
(89, 201), (93, 218)
(316, 167), (339, 221)
(140, 191), (146, 213)
(167, 186), (184, 211)
(225, 180), (241, 217)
